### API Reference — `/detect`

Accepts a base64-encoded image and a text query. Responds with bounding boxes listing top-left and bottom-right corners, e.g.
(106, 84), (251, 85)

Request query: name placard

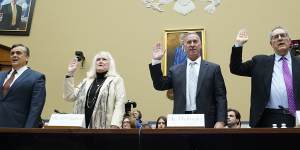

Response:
(47, 114), (85, 128)
(167, 114), (205, 127)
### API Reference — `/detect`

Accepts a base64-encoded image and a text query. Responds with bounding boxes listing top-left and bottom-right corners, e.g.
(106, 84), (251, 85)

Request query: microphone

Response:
(278, 105), (290, 115)
(278, 105), (290, 128)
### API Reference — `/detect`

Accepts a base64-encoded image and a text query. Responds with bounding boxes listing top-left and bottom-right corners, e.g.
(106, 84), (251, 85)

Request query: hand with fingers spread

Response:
(67, 58), (80, 76)
(152, 42), (165, 60)
(235, 29), (249, 47)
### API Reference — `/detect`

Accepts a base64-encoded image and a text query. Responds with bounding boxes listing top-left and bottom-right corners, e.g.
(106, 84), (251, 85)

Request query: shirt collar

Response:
(275, 51), (291, 62)
(187, 56), (201, 65)
(12, 65), (28, 75)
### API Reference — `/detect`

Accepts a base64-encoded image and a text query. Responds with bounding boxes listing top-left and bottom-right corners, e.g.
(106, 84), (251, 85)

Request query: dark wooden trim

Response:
(0, 128), (300, 134)
(0, 128), (299, 150)
(0, 43), (10, 51)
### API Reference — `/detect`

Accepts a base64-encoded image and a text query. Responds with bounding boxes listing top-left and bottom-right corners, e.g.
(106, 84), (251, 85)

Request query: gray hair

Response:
(183, 32), (201, 42)
(269, 26), (290, 41)
(86, 51), (119, 79)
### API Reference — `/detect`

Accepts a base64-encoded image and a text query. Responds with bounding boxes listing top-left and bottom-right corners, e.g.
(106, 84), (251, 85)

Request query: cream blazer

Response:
(63, 75), (126, 128)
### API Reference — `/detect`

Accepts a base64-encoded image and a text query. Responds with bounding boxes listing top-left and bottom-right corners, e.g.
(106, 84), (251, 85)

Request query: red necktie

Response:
(2, 70), (17, 96)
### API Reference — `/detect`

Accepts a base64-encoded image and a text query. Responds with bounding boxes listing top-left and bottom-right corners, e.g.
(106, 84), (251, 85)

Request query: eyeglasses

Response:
(272, 33), (288, 40)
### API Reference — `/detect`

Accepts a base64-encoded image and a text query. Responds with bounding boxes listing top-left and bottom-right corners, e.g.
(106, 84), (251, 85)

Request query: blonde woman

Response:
(63, 51), (126, 129)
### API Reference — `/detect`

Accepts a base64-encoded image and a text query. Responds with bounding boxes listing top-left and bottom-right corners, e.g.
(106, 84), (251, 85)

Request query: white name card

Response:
(48, 114), (85, 128)
(296, 111), (300, 128)
(167, 114), (205, 127)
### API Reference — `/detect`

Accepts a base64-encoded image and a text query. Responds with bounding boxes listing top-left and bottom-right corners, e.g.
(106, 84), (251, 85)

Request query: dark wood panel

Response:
(0, 128), (299, 150)
(0, 44), (11, 71)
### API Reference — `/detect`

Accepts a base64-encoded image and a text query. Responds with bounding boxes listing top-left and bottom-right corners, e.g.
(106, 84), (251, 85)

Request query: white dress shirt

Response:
(266, 52), (292, 109)
(186, 57), (201, 111)
(3, 66), (28, 87)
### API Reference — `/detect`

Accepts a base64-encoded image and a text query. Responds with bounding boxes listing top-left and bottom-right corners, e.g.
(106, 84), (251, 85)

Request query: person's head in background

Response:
(121, 116), (136, 129)
(227, 108), (241, 128)
(142, 123), (151, 129)
(132, 109), (142, 120)
(156, 116), (167, 129)
(179, 33), (186, 46)
(183, 32), (202, 61)
(269, 26), (291, 56)
(10, 44), (30, 70)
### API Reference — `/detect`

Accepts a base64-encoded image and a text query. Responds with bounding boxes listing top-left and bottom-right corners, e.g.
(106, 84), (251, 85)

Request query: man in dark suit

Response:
(0, 44), (46, 128)
(0, 0), (22, 30)
(149, 32), (227, 128)
(230, 27), (300, 128)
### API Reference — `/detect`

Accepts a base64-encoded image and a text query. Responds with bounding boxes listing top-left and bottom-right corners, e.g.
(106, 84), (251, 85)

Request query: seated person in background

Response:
(227, 108), (241, 128)
(63, 51), (126, 129)
(156, 116), (167, 129)
(142, 123), (152, 129)
(122, 116), (136, 129)
(132, 109), (142, 128)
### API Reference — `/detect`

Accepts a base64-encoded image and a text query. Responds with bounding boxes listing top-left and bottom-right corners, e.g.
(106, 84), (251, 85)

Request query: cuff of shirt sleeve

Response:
(152, 59), (161, 65)
(234, 42), (243, 47)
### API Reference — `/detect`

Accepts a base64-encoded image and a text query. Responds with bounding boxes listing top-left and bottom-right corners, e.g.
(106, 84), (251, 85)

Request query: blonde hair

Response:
(86, 51), (119, 79)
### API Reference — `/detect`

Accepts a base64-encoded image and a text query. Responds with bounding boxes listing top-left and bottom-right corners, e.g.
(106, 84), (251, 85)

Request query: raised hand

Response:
(67, 58), (79, 76)
(235, 29), (248, 46)
(152, 42), (165, 60)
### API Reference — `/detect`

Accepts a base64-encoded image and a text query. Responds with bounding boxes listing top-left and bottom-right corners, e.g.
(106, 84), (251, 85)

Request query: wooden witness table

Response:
(0, 128), (299, 150)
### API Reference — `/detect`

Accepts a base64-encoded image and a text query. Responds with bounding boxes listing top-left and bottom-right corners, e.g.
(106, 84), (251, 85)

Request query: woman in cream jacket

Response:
(63, 51), (126, 128)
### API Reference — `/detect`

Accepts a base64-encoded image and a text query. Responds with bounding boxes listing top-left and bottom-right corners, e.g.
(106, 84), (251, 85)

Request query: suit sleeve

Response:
(110, 77), (126, 127)
(63, 77), (87, 102)
(149, 63), (172, 91)
(25, 74), (46, 128)
(214, 66), (227, 122)
(230, 46), (253, 77)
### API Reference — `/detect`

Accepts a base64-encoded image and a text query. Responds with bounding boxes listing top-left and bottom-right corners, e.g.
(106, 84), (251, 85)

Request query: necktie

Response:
(2, 70), (17, 96)
(11, 4), (17, 26)
(187, 62), (197, 111)
(281, 57), (296, 115)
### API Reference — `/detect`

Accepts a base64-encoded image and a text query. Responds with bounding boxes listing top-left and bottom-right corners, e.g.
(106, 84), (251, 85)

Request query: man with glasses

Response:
(230, 26), (300, 128)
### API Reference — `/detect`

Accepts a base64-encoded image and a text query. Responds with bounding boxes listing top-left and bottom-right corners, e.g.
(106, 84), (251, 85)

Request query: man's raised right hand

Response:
(235, 29), (249, 47)
(152, 42), (165, 60)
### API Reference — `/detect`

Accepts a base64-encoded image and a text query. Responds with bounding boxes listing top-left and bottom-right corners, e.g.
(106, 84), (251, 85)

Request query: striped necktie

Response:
(2, 70), (17, 96)
(281, 57), (296, 115)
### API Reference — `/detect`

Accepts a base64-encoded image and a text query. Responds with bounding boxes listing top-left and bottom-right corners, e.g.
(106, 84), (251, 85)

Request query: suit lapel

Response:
(179, 61), (187, 101)
(292, 56), (300, 108)
(264, 55), (275, 101)
(84, 79), (94, 95)
(0, 71), (10, 99)
(0, 71), (10, 88)
(98, 77), (113, 95)
(196, 60), (208, 98)
(6, 68), (32, 96)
